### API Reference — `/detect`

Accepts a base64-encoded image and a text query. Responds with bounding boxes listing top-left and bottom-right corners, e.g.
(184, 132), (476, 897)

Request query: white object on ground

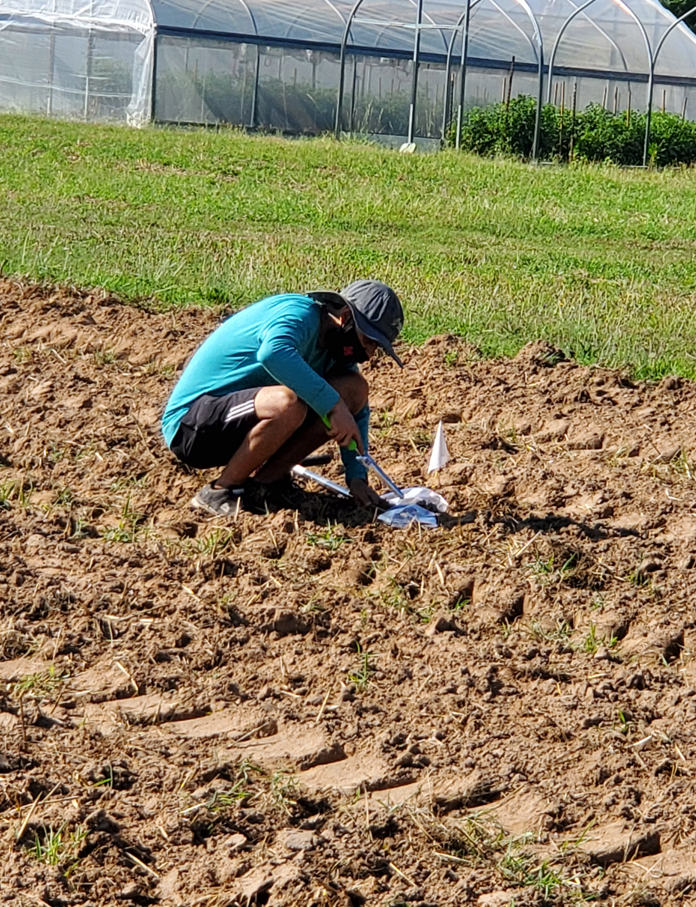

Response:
(427, 421), (450, 473)
(383, 486), (448, 513)
(379, 504), (439, 529)
(291, 465), (351, 497)
(290, 469), (446, 529)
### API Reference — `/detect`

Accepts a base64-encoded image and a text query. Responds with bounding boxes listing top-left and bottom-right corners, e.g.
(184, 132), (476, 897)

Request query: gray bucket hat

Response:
(308, 280), (404, 367)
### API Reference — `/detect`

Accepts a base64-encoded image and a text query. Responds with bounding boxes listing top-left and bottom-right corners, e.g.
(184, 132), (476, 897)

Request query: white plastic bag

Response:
(378, 486), (448, 529)
(383, 486), (448, 513)
(378, 504), (439, 529)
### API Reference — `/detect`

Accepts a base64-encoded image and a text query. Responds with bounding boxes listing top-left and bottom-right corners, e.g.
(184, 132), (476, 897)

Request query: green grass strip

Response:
(1, 114), (696, 379)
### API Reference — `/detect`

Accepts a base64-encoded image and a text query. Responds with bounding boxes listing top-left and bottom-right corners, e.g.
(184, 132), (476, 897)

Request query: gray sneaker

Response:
(191, 483), (245, 516)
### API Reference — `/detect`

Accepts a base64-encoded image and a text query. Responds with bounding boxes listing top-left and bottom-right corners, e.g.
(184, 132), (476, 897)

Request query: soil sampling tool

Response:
(292, 463), (447, 528)
(290, 464), (351, 498)
(360, 453), (448, 519)
(299, 415), (447, 528)
(357, 453), (404, 498)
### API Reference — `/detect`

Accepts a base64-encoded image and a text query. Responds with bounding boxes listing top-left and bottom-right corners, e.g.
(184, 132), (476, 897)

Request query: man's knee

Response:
(276, 387), (308, 427)
(331, 372), (369, 414)
(257, 386), (307, 426)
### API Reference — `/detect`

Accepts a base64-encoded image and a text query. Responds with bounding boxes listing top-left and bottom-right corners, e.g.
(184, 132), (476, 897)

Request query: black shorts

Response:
(170, 389), (262, 469)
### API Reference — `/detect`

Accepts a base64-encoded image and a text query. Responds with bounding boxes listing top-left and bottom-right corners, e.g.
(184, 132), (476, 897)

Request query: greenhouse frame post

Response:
(455, 0), (473, 150)
(335, 0), (365, 137)
(349, 56), (358, 133)
(442, 28), (459, 141)
(644, 4), (696, 166)
(234, 0), (261, 127)
(47, 32), (56, 116)
(250, 46), (260, 128)
(547, 0), (629, 105)
(150, 31), (159, 122)
(533, 39), (543, 160)
(442, 8), (469, 143)
(547, 0), (599, 104)
(407, 0), (425, 143)
(84, 0), (95, 120)
(509, 0), (544, 160)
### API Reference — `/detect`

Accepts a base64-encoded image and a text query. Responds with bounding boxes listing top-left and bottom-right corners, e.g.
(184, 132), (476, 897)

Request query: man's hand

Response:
(349, 477), (387, 509)
(326, 399), (363, 453)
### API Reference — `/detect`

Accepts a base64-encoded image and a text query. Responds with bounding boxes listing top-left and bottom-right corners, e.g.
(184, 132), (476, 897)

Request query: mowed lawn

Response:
(1, 114), (695, 378)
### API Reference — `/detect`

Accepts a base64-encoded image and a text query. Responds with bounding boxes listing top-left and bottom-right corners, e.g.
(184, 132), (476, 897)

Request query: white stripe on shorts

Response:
(222, 399), (256, 426)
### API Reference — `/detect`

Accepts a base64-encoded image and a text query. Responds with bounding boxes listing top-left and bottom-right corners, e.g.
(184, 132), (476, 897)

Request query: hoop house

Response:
(1, 0), (695, 135)
(0, 0), (154, 124)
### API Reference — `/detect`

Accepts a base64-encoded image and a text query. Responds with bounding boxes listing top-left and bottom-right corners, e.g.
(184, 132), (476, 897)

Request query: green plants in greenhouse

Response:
(157, 71), (436, 139)
(451, 95), (696, 166)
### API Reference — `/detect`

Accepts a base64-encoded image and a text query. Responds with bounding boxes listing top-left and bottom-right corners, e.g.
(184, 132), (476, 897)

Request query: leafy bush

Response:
(572, 104), (644, 164)
(451, 95), (696, 166)
(455, 96), (564, 159)
(649, 111), (696, 165)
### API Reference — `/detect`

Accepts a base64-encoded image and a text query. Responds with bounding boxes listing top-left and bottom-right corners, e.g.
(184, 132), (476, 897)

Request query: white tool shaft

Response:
(291, 465), (352, 497)
(358, 454), (404, 498)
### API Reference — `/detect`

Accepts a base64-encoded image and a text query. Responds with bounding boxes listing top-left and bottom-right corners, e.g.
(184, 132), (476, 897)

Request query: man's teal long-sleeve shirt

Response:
(161, 293), (368, 482)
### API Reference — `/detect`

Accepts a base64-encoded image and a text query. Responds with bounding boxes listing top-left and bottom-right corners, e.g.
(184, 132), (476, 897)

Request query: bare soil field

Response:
(2, 279), (696, 907)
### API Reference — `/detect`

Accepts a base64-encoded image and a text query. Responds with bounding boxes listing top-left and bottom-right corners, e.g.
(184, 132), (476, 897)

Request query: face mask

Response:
(324, 322), (369, 365)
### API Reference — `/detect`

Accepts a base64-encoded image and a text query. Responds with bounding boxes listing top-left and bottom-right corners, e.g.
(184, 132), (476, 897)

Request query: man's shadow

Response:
(173, 460), (641, 539)
(248, 482), (382, 529)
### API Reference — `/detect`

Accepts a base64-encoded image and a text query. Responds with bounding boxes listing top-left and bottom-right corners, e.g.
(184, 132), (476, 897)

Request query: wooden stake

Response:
(505, 56), (515, 111)
(570, 80), (577, 162)
(559, 82), (565, 160)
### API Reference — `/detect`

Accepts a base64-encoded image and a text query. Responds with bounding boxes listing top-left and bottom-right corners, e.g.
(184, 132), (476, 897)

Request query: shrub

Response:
(572, 103), (644, 164)
(451, 95), (696, 166)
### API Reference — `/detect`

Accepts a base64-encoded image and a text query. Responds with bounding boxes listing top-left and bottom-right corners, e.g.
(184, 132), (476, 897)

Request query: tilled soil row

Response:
(2, 279), (696, 906)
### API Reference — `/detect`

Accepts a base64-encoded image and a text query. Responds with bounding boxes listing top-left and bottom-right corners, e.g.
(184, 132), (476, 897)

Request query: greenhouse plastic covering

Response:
(0, 0), (154, 124)
(1, 0), (696, 134)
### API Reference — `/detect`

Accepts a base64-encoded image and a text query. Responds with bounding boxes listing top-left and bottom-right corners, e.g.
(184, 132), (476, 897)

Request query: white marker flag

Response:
(427, 421), (450, 473)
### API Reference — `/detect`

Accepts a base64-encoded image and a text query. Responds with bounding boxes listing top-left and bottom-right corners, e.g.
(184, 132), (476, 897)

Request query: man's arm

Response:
(256, 308), (362, 451)
(341, 404), (369, 483)
(341, 405), (386, 508)
(257, 322), (338, 417)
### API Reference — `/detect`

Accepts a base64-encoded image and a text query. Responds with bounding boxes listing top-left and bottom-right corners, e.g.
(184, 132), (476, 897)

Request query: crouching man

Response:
(161, 280), (404, 516)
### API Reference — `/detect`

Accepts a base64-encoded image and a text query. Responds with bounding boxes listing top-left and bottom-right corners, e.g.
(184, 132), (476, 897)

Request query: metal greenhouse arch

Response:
(335, 0), (544, 157)
(2, 0), (696, 151)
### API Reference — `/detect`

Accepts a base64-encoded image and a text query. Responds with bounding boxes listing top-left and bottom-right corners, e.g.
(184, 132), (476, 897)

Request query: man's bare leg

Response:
(214, 386), (307, 489)
(255, 372), (368, 484)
